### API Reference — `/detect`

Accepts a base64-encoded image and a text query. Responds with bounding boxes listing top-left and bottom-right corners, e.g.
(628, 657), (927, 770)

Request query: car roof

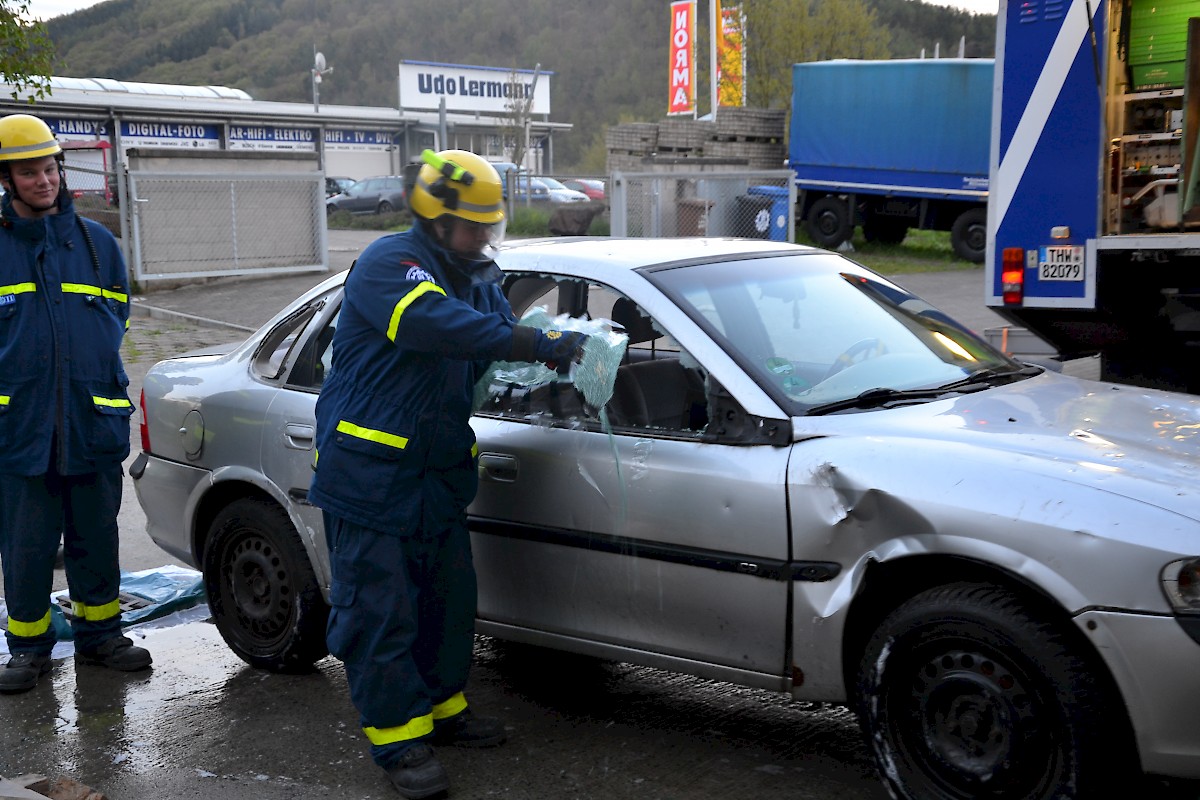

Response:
(496, 237), (819, 276)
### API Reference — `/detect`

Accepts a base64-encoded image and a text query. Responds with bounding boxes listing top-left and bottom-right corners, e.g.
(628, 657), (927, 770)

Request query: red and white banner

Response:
(668, 0), (696, 117)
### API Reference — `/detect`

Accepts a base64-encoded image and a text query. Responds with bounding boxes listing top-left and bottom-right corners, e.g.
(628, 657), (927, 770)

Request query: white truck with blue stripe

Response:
(987, 0), (1200, 394)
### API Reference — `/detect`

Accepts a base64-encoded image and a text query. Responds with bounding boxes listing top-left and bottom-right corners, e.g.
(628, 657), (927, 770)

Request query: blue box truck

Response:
(789, 58), (993, 261)
(986, 0), (1200, 394)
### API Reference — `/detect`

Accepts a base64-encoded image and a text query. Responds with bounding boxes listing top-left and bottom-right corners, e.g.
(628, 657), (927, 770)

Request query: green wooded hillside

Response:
(45, 0), (995, 170)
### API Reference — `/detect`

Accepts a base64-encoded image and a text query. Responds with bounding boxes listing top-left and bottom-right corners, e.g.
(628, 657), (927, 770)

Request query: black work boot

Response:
(385, 743), (449, 799)
(432, 710), (507, 748)
(0, 652), (52, 694)
(75, 635), (152, 671)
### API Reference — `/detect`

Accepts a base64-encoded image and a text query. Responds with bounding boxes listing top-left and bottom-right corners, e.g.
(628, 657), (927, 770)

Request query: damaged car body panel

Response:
(132, 237), (1200, 797)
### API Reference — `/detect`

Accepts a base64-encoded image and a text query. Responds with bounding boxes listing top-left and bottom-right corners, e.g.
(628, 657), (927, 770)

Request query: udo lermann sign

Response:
(398, 60), (551, 115)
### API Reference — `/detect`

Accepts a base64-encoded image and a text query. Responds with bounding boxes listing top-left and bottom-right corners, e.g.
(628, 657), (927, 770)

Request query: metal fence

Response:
(126, 170), (327, 283)
(609, 170), (795, 241)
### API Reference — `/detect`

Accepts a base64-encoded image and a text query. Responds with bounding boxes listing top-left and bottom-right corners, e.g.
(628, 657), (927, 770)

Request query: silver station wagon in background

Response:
(131, 237), (1200, 799)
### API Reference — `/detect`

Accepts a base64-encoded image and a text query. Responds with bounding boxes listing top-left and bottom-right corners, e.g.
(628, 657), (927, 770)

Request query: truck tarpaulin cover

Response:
(789, 59), (993, 192)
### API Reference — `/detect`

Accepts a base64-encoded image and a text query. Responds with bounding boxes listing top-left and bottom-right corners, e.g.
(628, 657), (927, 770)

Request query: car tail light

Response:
(1001, 247), (1025, 305)
(139, 389), (151, 453)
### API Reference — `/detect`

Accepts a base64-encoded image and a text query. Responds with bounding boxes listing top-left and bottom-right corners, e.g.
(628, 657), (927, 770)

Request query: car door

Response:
(470, 274), (791, 681)
(257, 287), (343, 590)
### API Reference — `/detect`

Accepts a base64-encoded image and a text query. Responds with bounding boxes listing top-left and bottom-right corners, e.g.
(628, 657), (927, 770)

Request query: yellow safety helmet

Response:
(409, 149), (504, 224)
(0, 114), (62, 163)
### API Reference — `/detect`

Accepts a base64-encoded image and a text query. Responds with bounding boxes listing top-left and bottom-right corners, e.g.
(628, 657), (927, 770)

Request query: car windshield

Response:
(650, 253), (1025, 416)
(540, 177), (568, 190)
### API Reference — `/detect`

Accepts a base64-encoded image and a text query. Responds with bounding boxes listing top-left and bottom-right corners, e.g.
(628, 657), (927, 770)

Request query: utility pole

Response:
(312, 49), (333, 113)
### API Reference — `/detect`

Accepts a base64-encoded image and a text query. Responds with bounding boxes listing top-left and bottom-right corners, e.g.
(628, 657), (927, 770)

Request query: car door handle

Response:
(478, 452), (518, 482)
(285, 423), (315, 450)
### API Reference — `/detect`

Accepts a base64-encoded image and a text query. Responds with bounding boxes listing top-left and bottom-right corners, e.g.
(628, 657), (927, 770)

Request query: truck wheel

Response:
(863, 216), (908, 245)
(855, 582), (1135, 800)
(806, 196), (852, 249)
(950, 208), (987, 263)
(203, 497), (330, 673)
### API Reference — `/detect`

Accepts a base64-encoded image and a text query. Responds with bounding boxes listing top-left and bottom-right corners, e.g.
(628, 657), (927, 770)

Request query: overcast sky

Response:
(34, 0), (1002, 22)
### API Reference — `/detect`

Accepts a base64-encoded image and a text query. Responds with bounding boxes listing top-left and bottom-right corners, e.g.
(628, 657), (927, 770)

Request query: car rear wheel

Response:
(855, 582), (1134, 800)
(203, 497), (329, 673)
(377, 200), (394, 214)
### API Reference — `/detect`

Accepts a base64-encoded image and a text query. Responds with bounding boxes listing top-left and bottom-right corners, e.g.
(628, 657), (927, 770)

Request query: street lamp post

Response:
(312, 50), (333, 113)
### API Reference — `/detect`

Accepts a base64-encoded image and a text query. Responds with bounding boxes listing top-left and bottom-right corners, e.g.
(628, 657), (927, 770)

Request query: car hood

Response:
(793, 371), (1200, 521)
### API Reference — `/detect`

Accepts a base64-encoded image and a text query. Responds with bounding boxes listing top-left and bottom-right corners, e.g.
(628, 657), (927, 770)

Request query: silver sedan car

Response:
(131, 237), (1200, 800)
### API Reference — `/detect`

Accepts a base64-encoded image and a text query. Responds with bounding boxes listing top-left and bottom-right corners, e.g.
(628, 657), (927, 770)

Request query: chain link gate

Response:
(608, 170), (795, 241)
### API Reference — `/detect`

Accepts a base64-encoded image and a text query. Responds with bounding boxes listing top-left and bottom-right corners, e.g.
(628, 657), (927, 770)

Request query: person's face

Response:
(442, 216), (494, 259)
(4, 156), (60, 218)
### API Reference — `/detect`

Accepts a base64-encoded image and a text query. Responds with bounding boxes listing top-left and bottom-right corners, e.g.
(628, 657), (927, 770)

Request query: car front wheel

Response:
(203, 497), (329, 673)
(855, 582), (1134, 799)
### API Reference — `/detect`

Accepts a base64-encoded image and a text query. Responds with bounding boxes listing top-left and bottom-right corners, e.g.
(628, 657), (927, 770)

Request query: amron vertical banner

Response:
(717, 1), (746, 107)
(668, 0), (696, 117)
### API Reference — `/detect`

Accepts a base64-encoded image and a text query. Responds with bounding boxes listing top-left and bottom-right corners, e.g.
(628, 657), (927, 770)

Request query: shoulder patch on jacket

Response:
(401, 260), (436, 286)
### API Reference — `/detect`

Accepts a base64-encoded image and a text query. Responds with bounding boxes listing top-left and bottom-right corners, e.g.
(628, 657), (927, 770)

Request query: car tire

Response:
(806, 196), (852, 249)
(950, 208), (987, 263)
(855, 582), (1135, 800)
(203, 497), (329, 673)
(377, 200), (393, 214)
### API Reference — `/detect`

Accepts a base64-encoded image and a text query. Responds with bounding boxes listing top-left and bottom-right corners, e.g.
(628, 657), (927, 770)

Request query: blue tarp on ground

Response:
(0, 565), (206, 656)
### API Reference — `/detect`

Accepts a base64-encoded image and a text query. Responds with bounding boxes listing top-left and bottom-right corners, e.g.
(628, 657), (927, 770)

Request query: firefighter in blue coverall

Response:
(309, 149), (585, 798)
(0, 114), (152, 694)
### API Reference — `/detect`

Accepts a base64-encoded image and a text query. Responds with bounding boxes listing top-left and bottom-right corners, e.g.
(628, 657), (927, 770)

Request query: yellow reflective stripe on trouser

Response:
(0, 282), (36, 297)
(71, 597), (121, 622)
(335, 420), (408, 450)
(7, 609), (52, 638)
(61, 283), (130, 304)
(363, 713), (434, 746)
(386, 281), (446, 342)
(0, 395), (9, 406)
(432, 692), (468, 721)
(92, 395), (133, 409)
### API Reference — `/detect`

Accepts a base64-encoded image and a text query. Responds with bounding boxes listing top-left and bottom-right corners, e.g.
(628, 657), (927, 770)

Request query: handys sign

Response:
(668, 0), (696, 116)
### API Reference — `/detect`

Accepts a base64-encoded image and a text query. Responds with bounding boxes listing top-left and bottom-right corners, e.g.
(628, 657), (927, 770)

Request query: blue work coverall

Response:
(309, 221), (520, 768)
(0, 193), (133, 655)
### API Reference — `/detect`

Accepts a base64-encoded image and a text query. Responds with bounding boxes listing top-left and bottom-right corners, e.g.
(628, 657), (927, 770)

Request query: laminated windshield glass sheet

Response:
(474, 308), (628, 413)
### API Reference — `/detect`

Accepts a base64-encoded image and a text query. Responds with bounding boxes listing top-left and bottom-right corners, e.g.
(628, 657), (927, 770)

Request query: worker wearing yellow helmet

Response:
(0, 113), (152, 695)
(309, 148), (585, 798)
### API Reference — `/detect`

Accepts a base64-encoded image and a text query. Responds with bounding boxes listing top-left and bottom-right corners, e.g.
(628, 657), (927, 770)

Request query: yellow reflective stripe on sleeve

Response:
(363, 713), (434, 746)
(0, 395), (9, 406)
(71, 597), (121, 622)
(8, 609), (52, 638)
(0, 282), (36, 296)
(335, 420), (409, 450)
(92, 396), (133, 409)
(61, 283), (129, 304)
(431, 692), (468, 720)
(470, 443), (478, 459)
(386, 281), (447, 342)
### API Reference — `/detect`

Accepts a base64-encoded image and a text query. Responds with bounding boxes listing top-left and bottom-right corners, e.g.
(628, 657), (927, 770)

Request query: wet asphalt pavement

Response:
(1, 230), (1100, 799)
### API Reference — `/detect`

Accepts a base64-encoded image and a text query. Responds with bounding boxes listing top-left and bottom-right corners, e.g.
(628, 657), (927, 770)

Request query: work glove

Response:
(509, 326), (588, 373)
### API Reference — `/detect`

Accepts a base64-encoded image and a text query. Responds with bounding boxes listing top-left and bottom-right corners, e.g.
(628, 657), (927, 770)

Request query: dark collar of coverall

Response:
(0, 191), (76, 241)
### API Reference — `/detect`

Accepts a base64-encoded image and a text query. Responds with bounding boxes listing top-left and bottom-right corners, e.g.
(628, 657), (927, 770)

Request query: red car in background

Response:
(562, 178), (605, 201)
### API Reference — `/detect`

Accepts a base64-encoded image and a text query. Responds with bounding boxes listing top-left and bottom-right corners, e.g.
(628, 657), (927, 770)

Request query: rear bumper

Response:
(131, 451), (211, 569)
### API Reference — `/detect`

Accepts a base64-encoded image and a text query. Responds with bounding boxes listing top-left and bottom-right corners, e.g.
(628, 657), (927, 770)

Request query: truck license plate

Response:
(1038, 245), (1084, 281)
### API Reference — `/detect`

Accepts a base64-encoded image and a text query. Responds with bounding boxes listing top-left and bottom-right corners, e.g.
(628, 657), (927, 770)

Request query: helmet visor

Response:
(446, 215), (507, 262)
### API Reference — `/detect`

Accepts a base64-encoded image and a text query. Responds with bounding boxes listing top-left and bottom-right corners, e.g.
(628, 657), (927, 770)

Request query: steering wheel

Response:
(823, 338), (887, 380)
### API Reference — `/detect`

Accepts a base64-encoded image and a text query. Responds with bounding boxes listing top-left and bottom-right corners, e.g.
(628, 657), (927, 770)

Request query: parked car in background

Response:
(562, 178), (606, 201)
(503, 175), (550, 203)
(132, 237), (1200, 800)
(538, 176), (590, 203)
(324, 176), (355, 198)
(325, 175), (407, 215)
